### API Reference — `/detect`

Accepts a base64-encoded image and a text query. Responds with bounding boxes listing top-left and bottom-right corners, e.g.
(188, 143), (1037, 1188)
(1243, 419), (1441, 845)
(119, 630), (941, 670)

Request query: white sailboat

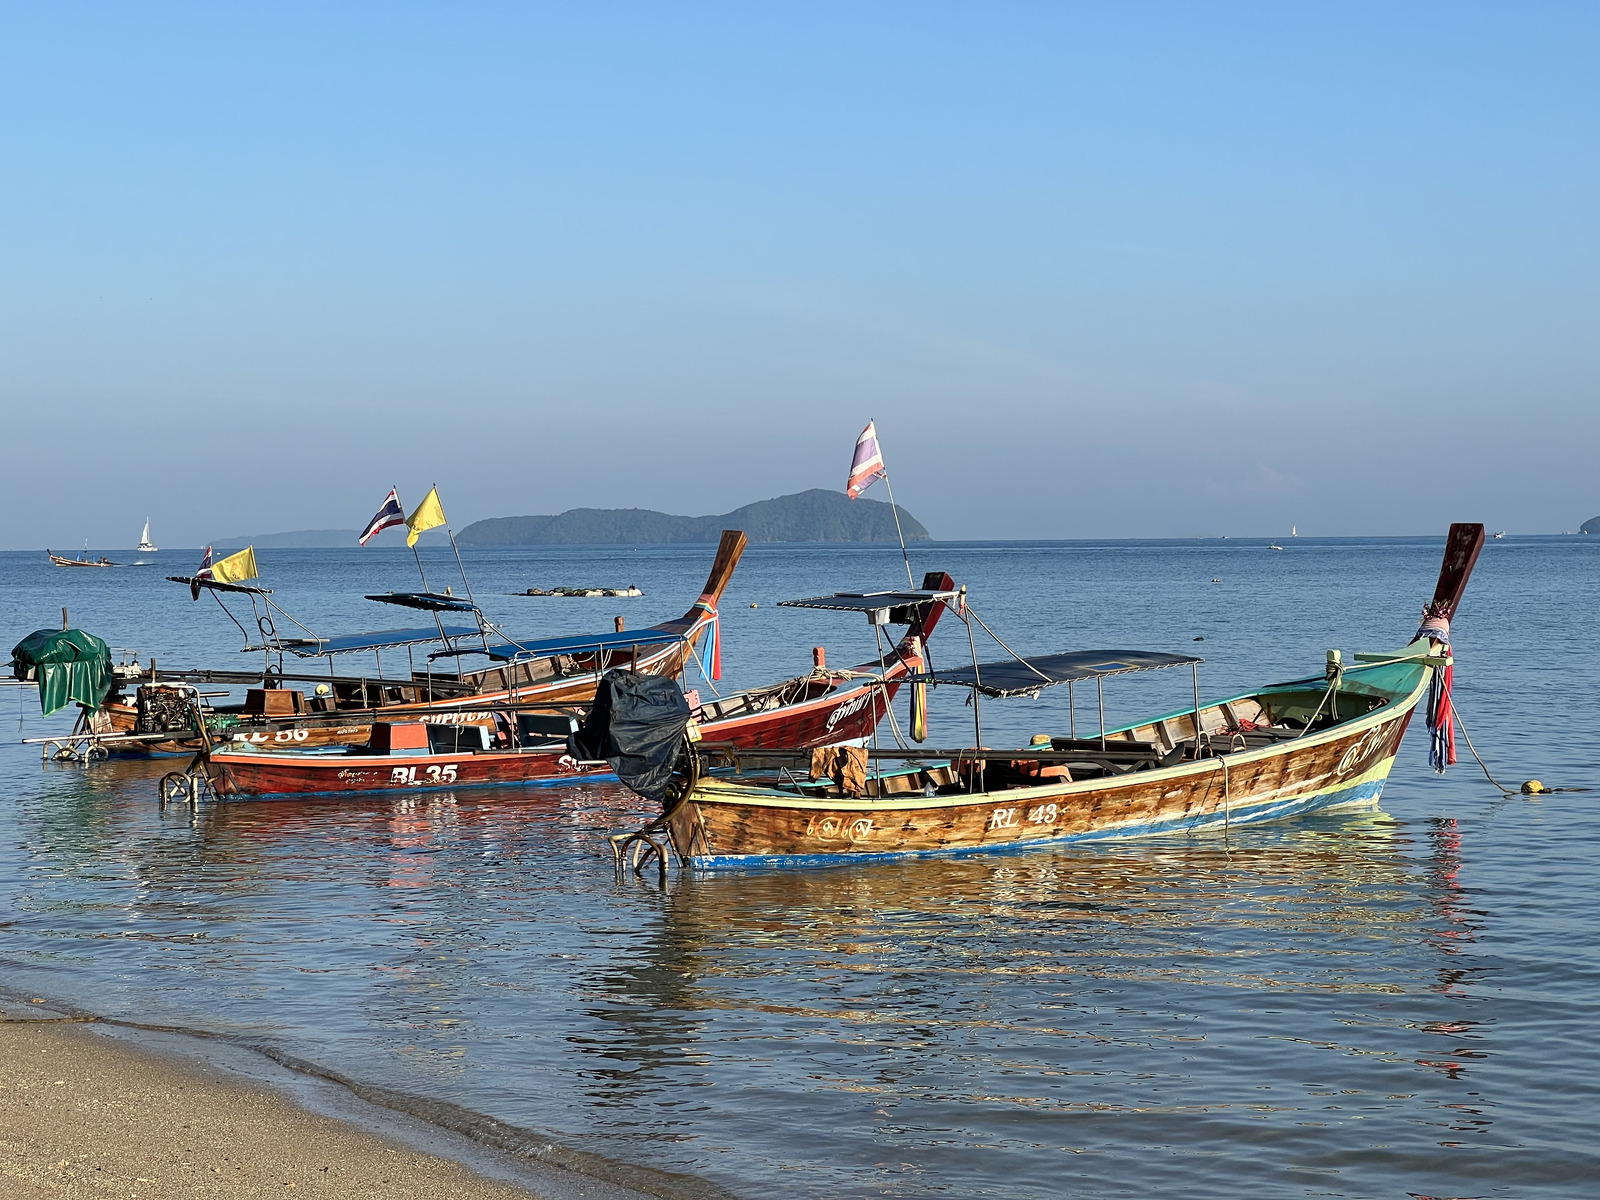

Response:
(1291, 525), (1298, 537)
(137, 519), (158, 553)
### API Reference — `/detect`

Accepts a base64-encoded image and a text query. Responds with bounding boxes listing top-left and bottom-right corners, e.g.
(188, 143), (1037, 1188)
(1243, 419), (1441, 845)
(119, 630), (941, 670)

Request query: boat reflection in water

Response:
(7, 766), (1521, 1197)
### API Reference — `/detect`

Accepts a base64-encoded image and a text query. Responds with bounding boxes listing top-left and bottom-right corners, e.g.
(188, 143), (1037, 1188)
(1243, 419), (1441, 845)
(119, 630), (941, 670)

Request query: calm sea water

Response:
(2, 537), (1597, 1197)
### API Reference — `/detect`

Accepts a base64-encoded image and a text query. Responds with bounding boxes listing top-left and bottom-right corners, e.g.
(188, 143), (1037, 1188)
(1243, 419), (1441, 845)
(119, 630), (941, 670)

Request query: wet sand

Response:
(1, 1003), (653, 1200)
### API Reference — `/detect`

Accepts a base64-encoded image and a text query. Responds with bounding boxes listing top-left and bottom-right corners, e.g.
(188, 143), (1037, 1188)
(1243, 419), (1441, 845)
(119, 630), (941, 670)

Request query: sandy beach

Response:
(0, 1001), (653, 1200)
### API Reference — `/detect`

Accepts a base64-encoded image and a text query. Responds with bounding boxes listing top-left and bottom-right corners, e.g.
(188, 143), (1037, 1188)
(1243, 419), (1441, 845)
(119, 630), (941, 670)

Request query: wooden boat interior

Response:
(701, 648), (1422, 800)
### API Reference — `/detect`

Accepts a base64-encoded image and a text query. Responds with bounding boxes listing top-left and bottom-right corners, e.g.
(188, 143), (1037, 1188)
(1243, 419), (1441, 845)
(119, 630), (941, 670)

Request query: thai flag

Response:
(359, 489), (406, 546)
(846, 421), (887, 499)
(190, 546), (214, 600)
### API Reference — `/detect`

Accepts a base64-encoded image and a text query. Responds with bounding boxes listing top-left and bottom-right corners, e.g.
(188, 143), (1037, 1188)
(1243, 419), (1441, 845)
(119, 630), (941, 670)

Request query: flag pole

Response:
(881, 471), (916, 589)
(435, 483), (492, 656)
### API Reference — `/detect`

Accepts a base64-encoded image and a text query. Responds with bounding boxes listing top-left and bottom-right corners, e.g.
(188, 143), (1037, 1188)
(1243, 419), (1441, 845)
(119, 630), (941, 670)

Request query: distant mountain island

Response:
(457, 490), (930, 546)
(1582, 515), (1599, 534)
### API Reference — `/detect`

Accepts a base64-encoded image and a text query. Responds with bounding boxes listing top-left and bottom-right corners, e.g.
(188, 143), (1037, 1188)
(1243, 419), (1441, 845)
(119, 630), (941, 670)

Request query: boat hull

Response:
(208, 746), (607, 797)
(664, 681), (1424, 869)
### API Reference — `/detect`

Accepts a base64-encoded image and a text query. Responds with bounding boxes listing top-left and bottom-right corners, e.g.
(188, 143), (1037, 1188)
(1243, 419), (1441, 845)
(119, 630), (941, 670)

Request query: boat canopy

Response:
(10, 628), (114, 715)
(364, 591), (479, 613)
(258, 626), (485, 657)
(911, 649), (1204, 698)
(485, 628), (685, 663)
(166, 575), (273, 596)
(778, 589), (958, 624)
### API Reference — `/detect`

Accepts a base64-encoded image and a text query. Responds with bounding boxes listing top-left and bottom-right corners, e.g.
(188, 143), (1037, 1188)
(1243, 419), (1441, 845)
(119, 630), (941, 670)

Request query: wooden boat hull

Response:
(207, 746), (607, 797)
(96, 531), (747, 757)
(201, 654), (927, 796)
(661, 659), (1432, 869)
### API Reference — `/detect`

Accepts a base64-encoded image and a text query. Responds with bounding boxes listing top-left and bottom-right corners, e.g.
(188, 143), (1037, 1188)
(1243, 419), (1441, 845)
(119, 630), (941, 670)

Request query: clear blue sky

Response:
(3, 2), (1595, 547)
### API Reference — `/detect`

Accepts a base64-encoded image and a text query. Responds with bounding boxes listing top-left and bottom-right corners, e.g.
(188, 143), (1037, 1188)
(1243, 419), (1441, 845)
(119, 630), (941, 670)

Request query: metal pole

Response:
(880, 471), (916, 590)
(1069, 680), (1075, 739)
(1192, 663), (1204, 758)
(961, 587), (983, 793)
(1097, 676), (1105, 751)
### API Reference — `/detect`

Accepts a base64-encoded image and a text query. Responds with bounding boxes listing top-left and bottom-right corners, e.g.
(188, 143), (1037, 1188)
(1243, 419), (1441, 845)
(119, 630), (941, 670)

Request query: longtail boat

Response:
(184, 576), (957, 798)
(608, 525), (1486, 872)
(96, 531), (747, 755)
(47, 546), (118, 568)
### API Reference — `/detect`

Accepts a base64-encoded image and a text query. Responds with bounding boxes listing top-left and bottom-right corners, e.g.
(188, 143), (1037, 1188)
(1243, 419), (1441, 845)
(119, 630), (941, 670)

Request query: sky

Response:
(2, 2), (1596, 547)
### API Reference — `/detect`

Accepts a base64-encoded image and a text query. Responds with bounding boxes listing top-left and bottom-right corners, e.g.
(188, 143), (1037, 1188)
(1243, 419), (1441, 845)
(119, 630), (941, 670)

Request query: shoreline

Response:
(0, 987), (731, 1200)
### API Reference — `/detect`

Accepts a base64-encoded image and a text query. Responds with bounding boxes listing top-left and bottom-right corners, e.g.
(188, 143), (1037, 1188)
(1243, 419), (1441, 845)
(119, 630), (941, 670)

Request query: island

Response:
(457, 489), (930, 546)
(1582, 516), (1599, 534)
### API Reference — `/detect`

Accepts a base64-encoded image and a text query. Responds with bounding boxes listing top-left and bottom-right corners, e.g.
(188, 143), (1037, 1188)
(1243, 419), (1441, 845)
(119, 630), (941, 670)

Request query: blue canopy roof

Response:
(262, 626), (485, 658)
(486, 628), (685, 662)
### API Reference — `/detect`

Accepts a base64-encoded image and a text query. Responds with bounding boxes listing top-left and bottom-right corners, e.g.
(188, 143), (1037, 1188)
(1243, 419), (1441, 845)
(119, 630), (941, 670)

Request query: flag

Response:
(209, 546), (259, 585)
(909, 678), (927, 743)
(359, 488), (406, 546)
(190, 545), (214, 600)
(846, 421), (887, 499)
(406, 486), (447, 547)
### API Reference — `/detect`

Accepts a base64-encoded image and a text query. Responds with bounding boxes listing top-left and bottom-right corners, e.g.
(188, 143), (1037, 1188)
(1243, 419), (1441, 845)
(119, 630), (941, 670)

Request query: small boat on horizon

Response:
(137, 519), (158, 553)
(48, 543), (118, 568)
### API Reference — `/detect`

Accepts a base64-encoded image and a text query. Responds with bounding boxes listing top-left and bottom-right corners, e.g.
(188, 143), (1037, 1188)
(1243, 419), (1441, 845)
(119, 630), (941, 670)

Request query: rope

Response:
(1294, 673), (1340, 739)
(684, 637), (724, 699)
(1450, 706), (1518, 796)
(963, 604), (1055, 686)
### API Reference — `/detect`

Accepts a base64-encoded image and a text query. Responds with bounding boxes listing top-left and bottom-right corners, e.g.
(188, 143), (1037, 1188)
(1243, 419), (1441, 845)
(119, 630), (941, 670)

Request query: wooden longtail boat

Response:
(98, 531), (748, 755)
(614, 525), (1486, 872)
(47, 547), (118, 568)
(190, 577), (958, 798)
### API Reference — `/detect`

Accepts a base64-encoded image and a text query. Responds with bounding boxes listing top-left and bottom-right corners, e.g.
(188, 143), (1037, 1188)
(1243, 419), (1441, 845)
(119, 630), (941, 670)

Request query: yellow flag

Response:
(209, 546), (259, 584)
(406, 486), (447, 547)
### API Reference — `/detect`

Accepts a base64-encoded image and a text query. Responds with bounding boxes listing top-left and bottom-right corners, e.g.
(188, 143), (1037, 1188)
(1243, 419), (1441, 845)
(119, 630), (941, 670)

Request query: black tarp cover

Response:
(570, 670), (690, 803)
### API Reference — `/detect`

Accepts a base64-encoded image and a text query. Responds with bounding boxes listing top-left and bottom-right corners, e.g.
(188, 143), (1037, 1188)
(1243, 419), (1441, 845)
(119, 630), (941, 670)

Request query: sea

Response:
(2, 536), (1596, 1198)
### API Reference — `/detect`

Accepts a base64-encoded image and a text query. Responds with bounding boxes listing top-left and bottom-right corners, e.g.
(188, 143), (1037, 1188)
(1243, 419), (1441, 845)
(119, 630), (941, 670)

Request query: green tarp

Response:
(10, 628), (114, 716)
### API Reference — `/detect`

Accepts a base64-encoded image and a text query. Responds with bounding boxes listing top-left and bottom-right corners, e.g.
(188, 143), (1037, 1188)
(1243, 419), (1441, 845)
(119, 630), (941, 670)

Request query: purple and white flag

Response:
(846, 421), (887, 499)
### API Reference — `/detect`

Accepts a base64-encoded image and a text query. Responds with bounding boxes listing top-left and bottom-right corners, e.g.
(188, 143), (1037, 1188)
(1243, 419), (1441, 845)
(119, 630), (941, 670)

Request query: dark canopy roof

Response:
(257, 626), (485, 657)
(364, 591), (480, 613)
(486, 628), (684, 663)
(911, 649), (1203, 698)
(167, 575), (273, 596)
(779, 589), (958, 622)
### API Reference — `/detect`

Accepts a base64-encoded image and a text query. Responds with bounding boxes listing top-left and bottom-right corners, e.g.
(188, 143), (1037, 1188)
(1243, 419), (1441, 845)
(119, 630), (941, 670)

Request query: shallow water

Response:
(2, 537), (1597, 1196)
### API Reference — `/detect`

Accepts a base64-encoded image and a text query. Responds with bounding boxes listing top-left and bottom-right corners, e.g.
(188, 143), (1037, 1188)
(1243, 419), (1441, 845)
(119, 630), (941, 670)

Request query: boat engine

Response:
(136, 685), (196, 735)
